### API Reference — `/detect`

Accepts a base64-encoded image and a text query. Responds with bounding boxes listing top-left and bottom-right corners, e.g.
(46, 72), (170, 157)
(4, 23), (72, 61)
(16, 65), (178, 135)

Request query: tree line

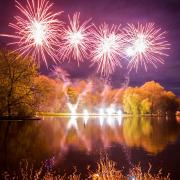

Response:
(0, 49), (179, 117)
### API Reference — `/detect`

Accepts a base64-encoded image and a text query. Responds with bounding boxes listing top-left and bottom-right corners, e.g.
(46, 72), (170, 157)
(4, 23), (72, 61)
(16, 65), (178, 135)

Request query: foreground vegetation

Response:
(0, 49), (179, 118)
(2, 156), (170, 180)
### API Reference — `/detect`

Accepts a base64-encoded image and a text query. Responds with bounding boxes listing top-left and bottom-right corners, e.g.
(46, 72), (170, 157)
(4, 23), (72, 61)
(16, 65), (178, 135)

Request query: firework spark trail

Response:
(0, 0), (170, 74)
(76, 81), (92, 105)
(65, 81), (92, 114)
(112, 73), (130, 104)
(101, 85), (111, 105)
(52, 70), (92, 112)
(90, 23), (126, 76)
(51, 66), (72, 104)
(112, 89), (122, 104)
(59, 12), (92, 64)
(124, 23), (170, 71)
(0, 0), (64, 66)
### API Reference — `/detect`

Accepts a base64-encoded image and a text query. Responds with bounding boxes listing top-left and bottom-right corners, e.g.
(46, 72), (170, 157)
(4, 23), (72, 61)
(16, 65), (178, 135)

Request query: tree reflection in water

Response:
(0, 116), (180, 173)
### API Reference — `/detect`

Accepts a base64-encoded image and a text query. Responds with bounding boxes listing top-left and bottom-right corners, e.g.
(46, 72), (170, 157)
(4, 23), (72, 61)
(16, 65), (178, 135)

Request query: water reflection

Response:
(123, 117), (180, 154)
(0, 116), (180, 171)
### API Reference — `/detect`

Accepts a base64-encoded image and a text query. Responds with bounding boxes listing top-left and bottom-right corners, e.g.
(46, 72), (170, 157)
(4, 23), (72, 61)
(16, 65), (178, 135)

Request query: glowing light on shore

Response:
(67, 103), (78, 116)
(67, 103), (78, 129)
(117, 110), (122, 125)
(0, 0), (64, 65)
(90, 23), (125, 76)
(66, 103), (79, 130)
(99, 108), (105, 116)
(107, 108), (113, 116)
(117, 109), (122, 116)
(124, 23), (170, 71)
(67, 115), (78, 129)
(106, 105), (116, 116)
(99, 116), (104, 127)
(83, 109), (89, 125)
(99, 109), (105, 126)
(59, 12), (91, 63)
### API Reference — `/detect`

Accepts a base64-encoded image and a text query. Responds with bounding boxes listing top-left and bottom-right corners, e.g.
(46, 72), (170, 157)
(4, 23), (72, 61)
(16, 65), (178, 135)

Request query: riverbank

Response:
(37, 112), (175, 118)
(0, 112), (178, 120)
(0, 116), (41, 120)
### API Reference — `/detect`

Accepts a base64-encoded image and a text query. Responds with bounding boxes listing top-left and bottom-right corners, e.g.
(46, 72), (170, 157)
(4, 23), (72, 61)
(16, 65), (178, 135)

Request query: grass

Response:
(2, 156), (170, 180)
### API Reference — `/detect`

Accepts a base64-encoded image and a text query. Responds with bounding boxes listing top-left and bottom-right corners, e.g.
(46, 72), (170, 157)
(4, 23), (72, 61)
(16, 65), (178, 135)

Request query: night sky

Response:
(0, 0), (180, 95)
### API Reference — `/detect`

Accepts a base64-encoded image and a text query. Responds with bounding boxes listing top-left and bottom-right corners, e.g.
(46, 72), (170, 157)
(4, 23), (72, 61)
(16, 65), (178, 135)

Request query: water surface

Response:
(0, 116), (180, 179)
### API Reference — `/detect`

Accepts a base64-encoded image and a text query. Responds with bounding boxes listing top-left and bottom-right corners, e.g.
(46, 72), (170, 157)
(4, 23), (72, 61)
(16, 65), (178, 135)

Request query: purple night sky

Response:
(0, 0), (179, 95)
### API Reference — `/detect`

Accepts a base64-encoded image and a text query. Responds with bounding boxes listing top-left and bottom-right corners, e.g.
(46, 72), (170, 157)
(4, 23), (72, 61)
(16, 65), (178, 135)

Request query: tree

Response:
(67, 86), (78, 104)
(34, 75), (66, 112)
(123, 87), (142, 115)
(122, 81), (178, 115)
(140, 98), (151, 114)
(141, 81), (164, 113)
(0, 49), (37, 117)
(177, 98), (180, 111)
(154, 91), (178, 115)
(34, 75), (57, 112)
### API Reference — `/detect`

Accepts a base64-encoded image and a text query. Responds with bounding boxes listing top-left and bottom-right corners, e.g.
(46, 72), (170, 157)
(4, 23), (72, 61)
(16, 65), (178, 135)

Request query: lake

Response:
(0, 116), (180, 179)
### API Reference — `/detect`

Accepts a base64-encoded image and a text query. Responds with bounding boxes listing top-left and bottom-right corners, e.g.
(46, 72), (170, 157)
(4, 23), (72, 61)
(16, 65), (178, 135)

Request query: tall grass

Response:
(2, 157), (170, 180)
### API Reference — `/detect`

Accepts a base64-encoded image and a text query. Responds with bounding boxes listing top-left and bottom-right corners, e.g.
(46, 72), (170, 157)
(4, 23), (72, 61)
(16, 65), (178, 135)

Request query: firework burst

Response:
(59, 12), (92, 64)
(124, 23), (170, 71)
(1, 0), (64, 66)
(90, 23), (125, 76)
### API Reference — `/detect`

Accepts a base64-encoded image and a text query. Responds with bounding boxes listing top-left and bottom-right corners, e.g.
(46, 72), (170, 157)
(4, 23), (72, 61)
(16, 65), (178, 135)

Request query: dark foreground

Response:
(2, 156), (170, 179)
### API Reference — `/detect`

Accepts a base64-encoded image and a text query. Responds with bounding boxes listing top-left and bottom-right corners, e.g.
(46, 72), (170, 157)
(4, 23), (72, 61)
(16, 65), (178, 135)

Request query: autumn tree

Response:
(123, 87), (142, 115)
(67, 86), (78, 104)
(140, 98), (152, 114)
(141, 81), (178, 115)
(123, 81), (178, 115)
(34, 75), (67, 112)
(177, 98), (180, 111)
(154, 91), (178, 115)
(141, 81), (165, 113)
(34, 75), (52, 112)
(0, 49), (37, 117)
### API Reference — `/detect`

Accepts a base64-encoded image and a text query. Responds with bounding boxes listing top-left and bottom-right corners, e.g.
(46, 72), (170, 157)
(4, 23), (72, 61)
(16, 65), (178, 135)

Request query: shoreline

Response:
(37, 112), (169, 117)
(0, 112), (178, 121)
